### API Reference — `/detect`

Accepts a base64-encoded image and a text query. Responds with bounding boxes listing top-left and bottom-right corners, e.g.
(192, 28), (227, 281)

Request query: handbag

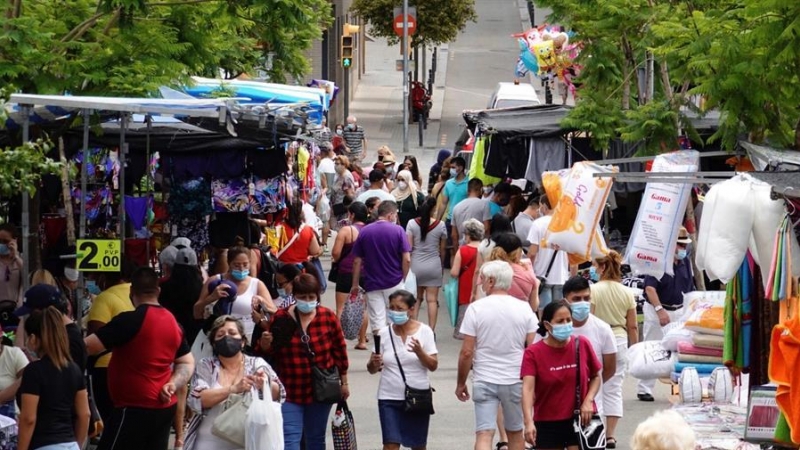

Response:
(573, 337), (606, 450)
(331, 401), (358, 450)
(389, 326), (435, 415)
(341, 288), (366, 340)
(211, 391), (252, 446)
(537, 250), (559, 295)
(295, 308), (343, 403)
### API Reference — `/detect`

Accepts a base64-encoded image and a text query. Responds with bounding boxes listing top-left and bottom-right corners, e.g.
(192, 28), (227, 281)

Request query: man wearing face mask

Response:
(559, 277), (616, 418)
(637, 226), (695, 402)
(85, 267), (194, 450)
(341, 115), (367, 164)
(437, 156), (469, 222)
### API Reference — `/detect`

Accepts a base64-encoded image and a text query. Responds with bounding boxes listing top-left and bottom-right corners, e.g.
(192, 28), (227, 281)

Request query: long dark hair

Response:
(278, 261), (320, 286)
(161, 264), (203, 307)
(486, 213), (512, 244)
(418, 196), (437, 241)
(285, 199), (304, 230)
(348, 201), (369, 223)
(403, 155), (422, 186)
(536, 299), (571, 337)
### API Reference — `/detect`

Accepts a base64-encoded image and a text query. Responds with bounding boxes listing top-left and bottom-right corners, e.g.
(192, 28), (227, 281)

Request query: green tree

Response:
(351, 0), (477, 47)
(536, 0), (800, 153)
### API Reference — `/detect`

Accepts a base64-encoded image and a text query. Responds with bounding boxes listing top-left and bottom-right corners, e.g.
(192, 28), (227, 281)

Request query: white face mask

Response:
(397, 181), (409, 191)
(64, 267), (80, 282)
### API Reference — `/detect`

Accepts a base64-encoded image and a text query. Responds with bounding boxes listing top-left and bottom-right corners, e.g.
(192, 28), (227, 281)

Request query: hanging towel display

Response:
(724, 257), (753, 374)
(766, 215), (798, 301)
(769, 307), (800, 444)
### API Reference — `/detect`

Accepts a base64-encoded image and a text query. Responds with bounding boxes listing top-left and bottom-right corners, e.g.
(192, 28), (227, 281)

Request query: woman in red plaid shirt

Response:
(259, 273), (349, 450)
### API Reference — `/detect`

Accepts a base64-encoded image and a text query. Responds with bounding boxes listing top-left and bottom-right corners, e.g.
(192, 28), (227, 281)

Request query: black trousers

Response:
(97, 404), (177, 450)
(90, 367), (114, 426)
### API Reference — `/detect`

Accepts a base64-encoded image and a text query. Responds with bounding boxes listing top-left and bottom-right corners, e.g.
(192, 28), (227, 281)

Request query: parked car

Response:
(487, 81), (541, 109)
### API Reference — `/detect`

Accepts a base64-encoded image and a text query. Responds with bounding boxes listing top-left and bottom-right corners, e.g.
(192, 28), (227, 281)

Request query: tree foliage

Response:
(0, 0), (333, 95)
(536, 0), (800, 153)
(351, 0), (477, 47)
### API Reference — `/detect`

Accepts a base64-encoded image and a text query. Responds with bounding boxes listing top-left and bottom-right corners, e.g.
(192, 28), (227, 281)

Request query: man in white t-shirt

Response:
(527, 195), (574, 314)
(356, 170), (396, 204)
(456, 261), (538, 450)
(562, 276), (616, 418)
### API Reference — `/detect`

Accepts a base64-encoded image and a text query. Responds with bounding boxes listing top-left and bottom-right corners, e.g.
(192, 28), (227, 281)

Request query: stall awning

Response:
(9, 94), (231, 119)
(740, 141), (800, 172)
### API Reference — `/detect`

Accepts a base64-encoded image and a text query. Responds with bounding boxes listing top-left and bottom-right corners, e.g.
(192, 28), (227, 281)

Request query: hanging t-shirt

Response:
(520, 336), (602, 422)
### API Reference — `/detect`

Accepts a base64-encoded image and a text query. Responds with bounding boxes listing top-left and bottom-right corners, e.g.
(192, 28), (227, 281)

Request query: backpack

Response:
(257, 245), (281, 298)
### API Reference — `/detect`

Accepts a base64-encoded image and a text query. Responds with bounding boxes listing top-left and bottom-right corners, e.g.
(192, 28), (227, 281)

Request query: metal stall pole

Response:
(145, 115), (153, 266)
(118, 113), (128, 256)
(20, 105), (31, 292)
(77, 109), (91, 327)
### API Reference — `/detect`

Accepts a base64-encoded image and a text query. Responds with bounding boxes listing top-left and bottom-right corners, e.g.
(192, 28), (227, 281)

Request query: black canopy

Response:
(463, 104), (575, 139)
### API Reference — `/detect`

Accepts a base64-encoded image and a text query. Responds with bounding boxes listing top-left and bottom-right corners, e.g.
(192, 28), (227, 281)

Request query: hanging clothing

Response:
(209, 212), (251, 249)
(124, 239), (150, 267)
(176, 217), (210, 256)
(125, 196), (149, 230)
(523, 138), (567, 184)
(168, 178), (213, 219)
(770, 311), (800, 444)
(164, 151), (246, 182)
(248, 148), (288, 180)
(468, 136), (502, 186)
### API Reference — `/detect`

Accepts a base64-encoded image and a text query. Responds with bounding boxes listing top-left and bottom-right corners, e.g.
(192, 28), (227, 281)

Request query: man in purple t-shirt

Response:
(350, 200), (411, 333)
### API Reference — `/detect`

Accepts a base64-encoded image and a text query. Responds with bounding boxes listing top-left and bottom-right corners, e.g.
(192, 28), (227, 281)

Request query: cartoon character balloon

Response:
(511, 24), (581, 94)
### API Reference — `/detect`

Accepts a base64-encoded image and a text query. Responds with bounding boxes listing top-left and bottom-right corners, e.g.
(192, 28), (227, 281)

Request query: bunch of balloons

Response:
(513, 25), (582, 95)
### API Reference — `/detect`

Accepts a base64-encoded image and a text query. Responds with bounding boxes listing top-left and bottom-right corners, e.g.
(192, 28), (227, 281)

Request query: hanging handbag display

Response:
(211, 391), (252, 446)
(537, 250), (559, 294)
(389, 327), (435, 415)
(573, 337), (607, 450)
(295, 308), (343, 404)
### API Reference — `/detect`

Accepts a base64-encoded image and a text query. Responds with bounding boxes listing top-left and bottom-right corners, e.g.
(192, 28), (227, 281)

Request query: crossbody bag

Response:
(537, 250), (559, 294)
(294, 308), (342, 404)
(388, 326), (435, 415)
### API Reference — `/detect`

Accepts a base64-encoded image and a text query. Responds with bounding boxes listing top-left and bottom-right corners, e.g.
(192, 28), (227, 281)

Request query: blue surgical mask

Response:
(0, 244), (8, 256)
(296, 300), (318, 314)
(388, 310), (409, 325)
(277, 288), (288, 297)
(588, 266), (600, 282)
(676, 249), (688, 260)
(231, 269), (249, 281)
(570, 301), (591, 322)
(86, 280), (101, 296)
(449, 168), (458, 177)
(550, 322), (574, 341)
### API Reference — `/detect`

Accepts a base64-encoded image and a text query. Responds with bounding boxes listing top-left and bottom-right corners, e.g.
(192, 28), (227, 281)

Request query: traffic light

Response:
(343, 23), (360, 37)
(341, 36), (354, 68)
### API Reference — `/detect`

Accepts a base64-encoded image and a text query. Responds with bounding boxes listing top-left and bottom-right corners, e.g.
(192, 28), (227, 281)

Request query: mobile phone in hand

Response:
(374, 335), (381, 354)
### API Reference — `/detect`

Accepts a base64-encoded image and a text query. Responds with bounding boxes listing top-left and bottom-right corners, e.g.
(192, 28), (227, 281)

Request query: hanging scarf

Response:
(392, 170), (419, 208)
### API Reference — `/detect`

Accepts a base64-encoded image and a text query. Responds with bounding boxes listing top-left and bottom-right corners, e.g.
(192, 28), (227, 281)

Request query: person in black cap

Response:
(16, 284), (87, 373)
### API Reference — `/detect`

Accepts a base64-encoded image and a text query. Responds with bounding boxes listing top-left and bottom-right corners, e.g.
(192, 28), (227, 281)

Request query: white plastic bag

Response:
(403, 271), (417, 294)
(661, 322), (694, 352)
(708, 366), (734, 403)
(317, 194), (332, 222)
(679, 367), (703, 404)
(245, 387), (284, 450)
(628, 341), (676, 379)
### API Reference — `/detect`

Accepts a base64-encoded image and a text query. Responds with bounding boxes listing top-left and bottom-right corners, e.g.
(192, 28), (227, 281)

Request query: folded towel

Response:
(677, 341), (724, 357)
(692, 333), (724, 349)
(677, 352), (724, 364)
(674, 362), (724, 375)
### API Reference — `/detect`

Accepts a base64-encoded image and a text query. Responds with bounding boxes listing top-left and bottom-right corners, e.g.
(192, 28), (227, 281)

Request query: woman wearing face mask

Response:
(261, 274), (349, 450)
(521, 300), (602, 450)
(332, 124), (346, 150)
(0, 224), (23, 309)
(188, 315), (284, 450)
(367, 290), (438, 450)
(195, 247), (277, 339)
(588, 250), (638, 445)
(393, 170), (426, 229)
(331, 155), (356, 230)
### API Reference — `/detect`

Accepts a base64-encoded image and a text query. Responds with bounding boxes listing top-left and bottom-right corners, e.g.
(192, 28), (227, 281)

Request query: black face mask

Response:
(213, 336), (243, 358)
(378, 155), (385, 162)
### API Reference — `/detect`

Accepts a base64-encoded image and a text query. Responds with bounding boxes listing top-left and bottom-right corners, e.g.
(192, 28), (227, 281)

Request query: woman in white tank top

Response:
(194, 247), (277, 338)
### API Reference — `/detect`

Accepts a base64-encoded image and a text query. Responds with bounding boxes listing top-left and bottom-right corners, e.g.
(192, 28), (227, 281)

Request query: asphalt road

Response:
(332, 1), (670, 448)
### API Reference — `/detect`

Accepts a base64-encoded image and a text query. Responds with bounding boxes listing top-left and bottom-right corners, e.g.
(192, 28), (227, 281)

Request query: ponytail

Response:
(24, 306), (71, 369)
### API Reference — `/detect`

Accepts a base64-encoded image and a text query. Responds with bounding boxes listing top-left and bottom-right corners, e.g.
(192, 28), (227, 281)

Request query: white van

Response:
(487, 81), (541, 109)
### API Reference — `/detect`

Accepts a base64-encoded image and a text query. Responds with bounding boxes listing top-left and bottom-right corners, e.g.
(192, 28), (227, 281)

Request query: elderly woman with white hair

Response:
(450, 219), (485, 339)
(631, 410), (696, 450)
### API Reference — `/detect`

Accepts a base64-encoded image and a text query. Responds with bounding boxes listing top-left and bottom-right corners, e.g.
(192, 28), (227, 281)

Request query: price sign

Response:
(76, 239), (122, 272)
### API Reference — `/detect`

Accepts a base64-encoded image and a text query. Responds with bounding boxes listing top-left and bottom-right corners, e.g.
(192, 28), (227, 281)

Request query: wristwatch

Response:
(653, 305), (664, 312)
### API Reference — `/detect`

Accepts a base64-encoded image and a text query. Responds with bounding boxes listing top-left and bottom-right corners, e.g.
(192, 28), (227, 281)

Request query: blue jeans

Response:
(538, 284), (563, 311)
(282, 401), (334, 450)
(36, 443), (80, 450)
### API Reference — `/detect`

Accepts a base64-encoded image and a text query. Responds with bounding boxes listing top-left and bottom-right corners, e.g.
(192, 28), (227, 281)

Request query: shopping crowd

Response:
(0, 130), (700, 450)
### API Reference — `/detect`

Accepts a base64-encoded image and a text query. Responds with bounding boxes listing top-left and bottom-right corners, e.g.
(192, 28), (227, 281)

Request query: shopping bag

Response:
(331, 401), (357, 450)
(245, 387), (284, 450)
(341, 289), (366, 340)
(404, 270), (417, 294)
(191, 330), (213, 367)
(444, 276), (458, 327)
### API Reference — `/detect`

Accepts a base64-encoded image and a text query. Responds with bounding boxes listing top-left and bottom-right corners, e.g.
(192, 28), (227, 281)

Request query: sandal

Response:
(496, 442), (509, 450)
(607, 437), (617, 449)
(354, 343), (368, 350)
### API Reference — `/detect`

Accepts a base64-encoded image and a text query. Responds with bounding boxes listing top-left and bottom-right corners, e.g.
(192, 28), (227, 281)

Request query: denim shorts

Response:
(378, 399), (431, 448)
(539, 284), (564, 310)
(473, 381), (523, 432)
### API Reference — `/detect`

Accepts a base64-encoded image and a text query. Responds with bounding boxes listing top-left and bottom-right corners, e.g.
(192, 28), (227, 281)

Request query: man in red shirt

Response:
(85, 267), (194, 450)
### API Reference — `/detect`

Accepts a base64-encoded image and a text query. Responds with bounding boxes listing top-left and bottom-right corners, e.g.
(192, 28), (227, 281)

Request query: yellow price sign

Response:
(76, 239), (122, 272)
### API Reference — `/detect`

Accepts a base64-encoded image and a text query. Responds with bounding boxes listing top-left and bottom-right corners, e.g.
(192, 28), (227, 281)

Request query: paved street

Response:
(322, 0), (673, 448)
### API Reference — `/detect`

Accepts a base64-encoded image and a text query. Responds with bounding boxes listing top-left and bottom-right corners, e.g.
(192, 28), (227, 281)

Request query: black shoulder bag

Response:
(537, 250), (559, 295)
(294, 308), (343, 404)
(389, 326), (435, 415)
(574, 337), (606, 450)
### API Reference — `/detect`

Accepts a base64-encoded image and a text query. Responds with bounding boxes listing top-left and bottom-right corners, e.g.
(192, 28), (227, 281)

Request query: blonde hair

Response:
(30, 269), (57, 287)
(631, 410), (696, 450)
(489, 245), (522, 264)
(595, 250), (623, 282)
(334, 154), (350, 166)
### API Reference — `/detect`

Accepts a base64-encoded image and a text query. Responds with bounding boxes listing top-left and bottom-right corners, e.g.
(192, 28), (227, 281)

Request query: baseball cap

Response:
(171, 237), (192, 249)
(159, 245), (179, 269)
(208, 278), (238, 316)
(175, 247), (198, 266)
(16, 284), (62, 317)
